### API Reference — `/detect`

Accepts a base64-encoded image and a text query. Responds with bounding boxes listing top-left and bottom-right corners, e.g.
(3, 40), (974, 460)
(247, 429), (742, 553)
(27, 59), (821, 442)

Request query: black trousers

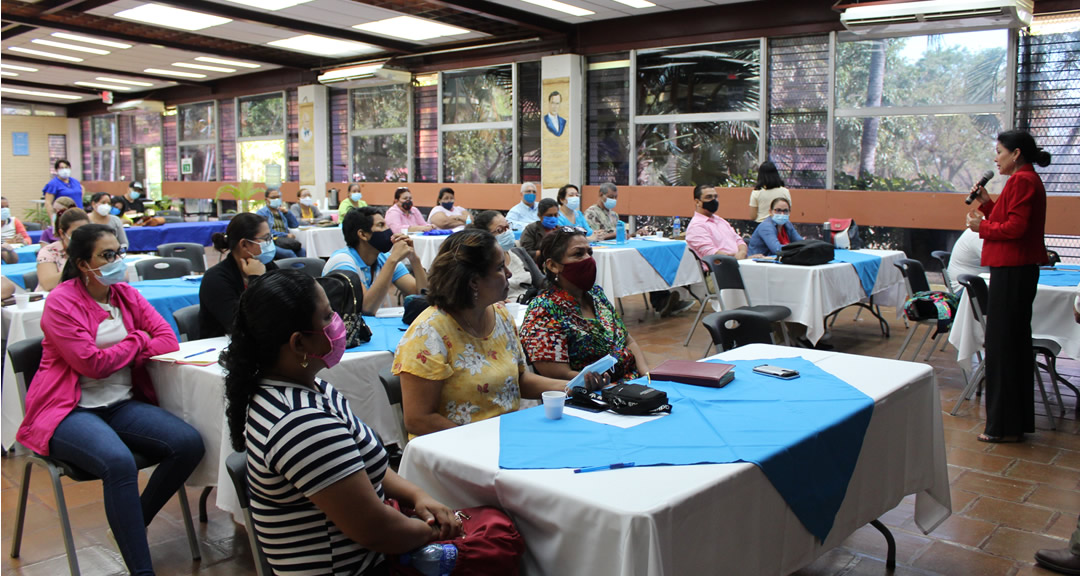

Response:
(983, 264), (1039, 437)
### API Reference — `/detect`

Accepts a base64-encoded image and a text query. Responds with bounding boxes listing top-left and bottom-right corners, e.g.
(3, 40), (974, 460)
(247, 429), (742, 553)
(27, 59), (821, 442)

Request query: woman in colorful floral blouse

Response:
(521, 227), (649, 382)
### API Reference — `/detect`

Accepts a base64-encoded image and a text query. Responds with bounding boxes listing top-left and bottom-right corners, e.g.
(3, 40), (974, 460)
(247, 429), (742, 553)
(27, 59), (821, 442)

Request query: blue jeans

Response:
(48, 400), (205, 576)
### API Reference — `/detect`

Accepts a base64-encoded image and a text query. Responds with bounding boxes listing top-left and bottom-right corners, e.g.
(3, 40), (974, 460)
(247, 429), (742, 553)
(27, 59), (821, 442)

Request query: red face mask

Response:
(560, 257), (596, 292)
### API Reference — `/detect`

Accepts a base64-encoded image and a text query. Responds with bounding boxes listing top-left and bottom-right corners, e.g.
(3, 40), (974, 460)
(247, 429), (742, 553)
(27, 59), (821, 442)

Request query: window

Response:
(350, 84), (409, 182)
(237, 92), (285, 183)
(518, 61), (541, 183)
(441, 65), (514, 183)
(177, 101), (218, 181)
(413, 73), (438, 182)
(131, 113), (163, 199)
(586, 53), (630, 185)
(767, 36), (829, 189)
(89, 114), (118, 180)
(48, 135), (67, 176)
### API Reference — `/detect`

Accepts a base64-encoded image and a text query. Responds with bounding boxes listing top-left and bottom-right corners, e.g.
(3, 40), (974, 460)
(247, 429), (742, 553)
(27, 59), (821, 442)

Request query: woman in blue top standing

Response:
(748, 197), (803, 257)
(43, 159), (82, 219)
(555, 184), (596, 241)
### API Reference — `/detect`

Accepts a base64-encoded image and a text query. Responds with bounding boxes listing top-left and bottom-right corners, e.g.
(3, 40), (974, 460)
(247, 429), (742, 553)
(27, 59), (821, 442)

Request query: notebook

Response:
(650, 360), (735, 388)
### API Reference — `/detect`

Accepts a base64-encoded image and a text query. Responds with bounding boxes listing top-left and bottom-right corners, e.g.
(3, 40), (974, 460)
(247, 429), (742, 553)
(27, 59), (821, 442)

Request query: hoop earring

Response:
(300, 354), (308, 368)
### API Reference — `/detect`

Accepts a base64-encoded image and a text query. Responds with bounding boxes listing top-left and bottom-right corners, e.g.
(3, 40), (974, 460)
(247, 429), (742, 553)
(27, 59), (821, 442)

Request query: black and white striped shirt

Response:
(246, 378), (389, 576)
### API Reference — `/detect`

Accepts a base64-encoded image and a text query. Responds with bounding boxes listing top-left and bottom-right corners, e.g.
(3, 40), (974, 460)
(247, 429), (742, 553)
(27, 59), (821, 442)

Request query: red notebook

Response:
(650, 360), (735, 388)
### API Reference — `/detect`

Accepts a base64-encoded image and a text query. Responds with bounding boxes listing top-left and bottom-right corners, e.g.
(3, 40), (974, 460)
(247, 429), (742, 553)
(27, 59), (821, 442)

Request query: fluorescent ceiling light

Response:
(97, 77), (154, 86)
(74, 81), (132, 91)
(31, 39), (110, 55)
(50, 32), (132, 49)
(267, 34), (377, 57)
(353, 16), (471, 41)
(519, 0), (594, 17)
(0, 71), (18, 76)
(172, 62), (235, 72)
(222, 0), (313, 9)
(318, 64), (382, 82)
(195, 56), (260, 68)
(0, 64), (38, 72)
(613, 0), (655, 7)
(0, 87), (83, 100)
(8, 47), (84, 62)
(144, 68), (207, 78)
(114, 4), (232, 31)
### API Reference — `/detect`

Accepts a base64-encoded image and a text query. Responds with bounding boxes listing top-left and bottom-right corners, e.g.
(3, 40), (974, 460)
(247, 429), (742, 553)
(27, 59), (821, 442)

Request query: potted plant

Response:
(215, 182), (263, 213)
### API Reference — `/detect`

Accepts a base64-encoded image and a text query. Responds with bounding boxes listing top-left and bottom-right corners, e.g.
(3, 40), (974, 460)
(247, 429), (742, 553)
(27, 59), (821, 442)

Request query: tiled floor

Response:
(3, 295), (1077, 576)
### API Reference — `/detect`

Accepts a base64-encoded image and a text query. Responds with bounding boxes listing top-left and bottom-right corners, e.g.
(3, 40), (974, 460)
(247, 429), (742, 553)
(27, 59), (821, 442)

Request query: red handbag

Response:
(388, 503), (525, 576)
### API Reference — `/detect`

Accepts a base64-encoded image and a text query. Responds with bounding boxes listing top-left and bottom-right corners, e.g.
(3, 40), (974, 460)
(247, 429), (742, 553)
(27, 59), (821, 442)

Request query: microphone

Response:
(965, 170), (996, 205)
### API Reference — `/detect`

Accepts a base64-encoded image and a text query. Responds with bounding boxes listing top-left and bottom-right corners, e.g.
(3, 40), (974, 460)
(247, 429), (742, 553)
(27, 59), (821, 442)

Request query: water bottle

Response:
(401, 543), (458, 576)
(672, 216), (681, 239)
(616, 220), (626, 244)
(823, 220), (832, 243)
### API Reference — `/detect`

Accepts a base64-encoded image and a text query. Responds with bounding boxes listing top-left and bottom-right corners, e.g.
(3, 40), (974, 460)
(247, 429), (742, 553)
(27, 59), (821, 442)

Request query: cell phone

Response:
(753, 365), (800, 380)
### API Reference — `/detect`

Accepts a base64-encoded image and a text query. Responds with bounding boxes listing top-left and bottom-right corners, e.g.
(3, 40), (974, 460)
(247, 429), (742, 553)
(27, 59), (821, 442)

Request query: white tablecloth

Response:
(400, 343), (950, 576)
(291, 226), (345, 258)
(592, 240), (704, 302)
(413, 235), (450, 270)
(731, 250), (906, 344)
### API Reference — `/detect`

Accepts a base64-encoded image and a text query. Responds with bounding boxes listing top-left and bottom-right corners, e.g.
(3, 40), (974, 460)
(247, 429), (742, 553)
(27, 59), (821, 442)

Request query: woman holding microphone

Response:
(966, 129), (1050, 443)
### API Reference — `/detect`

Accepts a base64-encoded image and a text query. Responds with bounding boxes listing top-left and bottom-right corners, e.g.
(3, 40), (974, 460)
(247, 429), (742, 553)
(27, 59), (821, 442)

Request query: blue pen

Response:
(183, 348), (216, 359)
(574, 462), (635, 474)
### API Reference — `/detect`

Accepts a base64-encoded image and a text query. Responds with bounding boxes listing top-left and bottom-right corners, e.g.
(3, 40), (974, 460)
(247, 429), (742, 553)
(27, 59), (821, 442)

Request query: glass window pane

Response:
(442, 66), (513, 124)
(413, 75), (439, 182)
(92, 149), (117, 180)
(134, 146), (163, 199)
(587, 54), (630, 185)
(179, 144), (217, 181)
(178, 102), (215, 142)
(92, 116), (117, 148)
(636, 122), (759, 186)
(238, 139), (286, 183)
(836, 30), (1008, 109)
(133, 113), (162, 146)
(351, 85), (408, 130)
(833, 113), (1003, 192)
(768, 36), (829, 189)
(442, 129), (512, 183)
(351, 134), (408, 182)
(239, 93), (285, 138)
(518, 61), (541, 184)
(636, 41), (760, 115)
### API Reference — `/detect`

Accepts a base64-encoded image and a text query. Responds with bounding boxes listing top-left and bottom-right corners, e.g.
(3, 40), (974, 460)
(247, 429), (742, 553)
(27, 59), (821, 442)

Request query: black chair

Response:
(219, 213), (237, 221)
(276, 257), (325, 278)
(683, 250), (719, 346)
(510, 246), (545, 304)
(378, 365), (408, 446)
(693, 254), (791, 349)
(162, 216), (184, 224)
(893, 259), (952, 362)
(21, 270), (37, 292)
(7, 338), (201, 575)
(1047, 249), (1061, 267)
(22, 222), (42, 231)
(225, 451), (273, 576)
(701, 309), (775, 357)
(158, 242), (207, 273)
(135, 257), (192, 281)
(173, 304), (201, 343)
(930, 250), (953, 294)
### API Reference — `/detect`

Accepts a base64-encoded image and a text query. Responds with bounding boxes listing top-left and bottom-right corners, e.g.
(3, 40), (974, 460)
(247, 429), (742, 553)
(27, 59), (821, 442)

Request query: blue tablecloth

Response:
(13, 244), (40, 264)
(130, 278), (201, 336)
(596, 238), (685, 285)
(498, 357), (874, 542)
(1, 262), (38, 289)
(125, 221), (229, 252)
(28, 230), (42, 244)
(1039, 266), (1080, 287)
(832, 249), (881, 297)
(346, 316), (408, 354)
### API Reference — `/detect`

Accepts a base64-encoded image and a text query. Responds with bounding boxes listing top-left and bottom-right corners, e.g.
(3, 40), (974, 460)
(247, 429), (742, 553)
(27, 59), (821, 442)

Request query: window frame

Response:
(130, 112), (164, 199)
(437, 63), (518, 184)
(176, 99), (220, 182)
(89, 113), (118, 181)
(347, 83), (413, 182)
(235, 91), (287, 183)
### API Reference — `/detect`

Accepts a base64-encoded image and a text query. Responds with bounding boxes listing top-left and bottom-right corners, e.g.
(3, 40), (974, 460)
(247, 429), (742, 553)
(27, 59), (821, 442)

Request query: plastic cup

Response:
(653, 231), (664, 238)
(542, 391), (566, 420)
(14, 293), (29, 309)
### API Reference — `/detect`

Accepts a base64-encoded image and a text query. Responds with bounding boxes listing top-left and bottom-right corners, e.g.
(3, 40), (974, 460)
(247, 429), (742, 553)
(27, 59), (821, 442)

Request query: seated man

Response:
(584, 182), (620, 241)
(506, 182), (540, 231)
(686, 183), (747, 266)
(946, 229), (988, 293)
(325, 207), (427, 315)
(111, 181), (147, 217)
(254, 186), (305, 259)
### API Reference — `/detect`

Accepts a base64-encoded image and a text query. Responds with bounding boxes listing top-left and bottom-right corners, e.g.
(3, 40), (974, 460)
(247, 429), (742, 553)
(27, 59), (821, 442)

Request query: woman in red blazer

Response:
(966, 129), (1051, 443)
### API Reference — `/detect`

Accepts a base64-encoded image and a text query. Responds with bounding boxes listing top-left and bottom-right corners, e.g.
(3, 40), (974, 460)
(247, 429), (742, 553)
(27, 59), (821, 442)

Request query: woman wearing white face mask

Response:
(471, 210), (529, 303)
(199, 213), (277, 338)
(43, 159), (83, 219)
(338, 183), (368, 218)
(37, 208), (90, 292)
(88, 192), (129, 250)
(748, 198), (803, 257)
(289, 189), (324, 225)
(555, 184), (595, 241)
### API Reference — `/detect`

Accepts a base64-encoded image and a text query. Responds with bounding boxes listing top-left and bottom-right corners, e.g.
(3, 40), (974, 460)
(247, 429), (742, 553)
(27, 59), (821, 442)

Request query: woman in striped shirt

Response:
(222, 269), (462, 576)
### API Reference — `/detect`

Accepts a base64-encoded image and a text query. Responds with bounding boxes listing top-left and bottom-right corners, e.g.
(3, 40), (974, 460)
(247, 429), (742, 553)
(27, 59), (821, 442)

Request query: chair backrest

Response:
(219, 213), (236, 221)
(378, 365), (402, 406)
(23, 222), (42, 231)
(7, 337), (43, 410)
(225, 450), (273, 576)
(173, 304), (201, 342)
(158, 242), (207, 273)
(22, 270), (37, 292)
(704, 254), (745, 291)
(275, 257), (325, 278)
(893, 258), (931, 294)
(956, 274), (988, 329)
(930, 250), (953, 294)
(510, 246), (545, 286)
(1047, 249), (1061, 266)
(702, 310), (773, 352)
(135, 257), (193, 280)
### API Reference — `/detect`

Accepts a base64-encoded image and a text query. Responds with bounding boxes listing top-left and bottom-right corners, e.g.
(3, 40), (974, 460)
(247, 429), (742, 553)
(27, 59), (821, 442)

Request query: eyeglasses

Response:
(98, 248), (127, 263)
(772, 208), (790, 214)
(245, 234), (273, 244)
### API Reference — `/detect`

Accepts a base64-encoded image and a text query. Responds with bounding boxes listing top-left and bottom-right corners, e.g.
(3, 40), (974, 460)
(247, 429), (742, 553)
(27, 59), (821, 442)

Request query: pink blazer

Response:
(16, 278), (179, 455)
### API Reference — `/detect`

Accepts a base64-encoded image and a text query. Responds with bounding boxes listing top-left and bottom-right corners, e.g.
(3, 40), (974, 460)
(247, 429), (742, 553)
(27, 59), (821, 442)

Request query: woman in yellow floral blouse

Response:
(394, 229), (597, 437)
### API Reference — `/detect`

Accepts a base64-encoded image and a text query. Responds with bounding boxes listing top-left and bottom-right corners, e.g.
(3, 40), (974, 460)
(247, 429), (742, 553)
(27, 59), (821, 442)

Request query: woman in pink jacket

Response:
(16, 224), (204, 576)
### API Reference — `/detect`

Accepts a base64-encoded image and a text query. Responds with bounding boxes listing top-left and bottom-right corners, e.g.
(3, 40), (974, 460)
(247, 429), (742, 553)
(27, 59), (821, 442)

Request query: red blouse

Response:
(978, 164), (1047, 268)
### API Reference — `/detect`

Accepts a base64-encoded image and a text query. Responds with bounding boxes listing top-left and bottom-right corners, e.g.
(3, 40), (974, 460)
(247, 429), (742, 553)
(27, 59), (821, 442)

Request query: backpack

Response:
(315, 270), (372, 347)
(902, 291), (959, 336)
(779, 239), (834, 266)
(826, 218), (863, 249)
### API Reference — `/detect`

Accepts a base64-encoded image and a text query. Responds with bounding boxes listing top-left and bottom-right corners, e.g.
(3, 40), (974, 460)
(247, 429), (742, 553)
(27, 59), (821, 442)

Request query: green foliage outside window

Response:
(239, 94), (285, 138)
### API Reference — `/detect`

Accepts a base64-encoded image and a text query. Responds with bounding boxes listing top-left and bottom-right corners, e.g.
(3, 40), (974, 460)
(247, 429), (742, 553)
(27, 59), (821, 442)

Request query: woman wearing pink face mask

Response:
(222, 270), (461, 576)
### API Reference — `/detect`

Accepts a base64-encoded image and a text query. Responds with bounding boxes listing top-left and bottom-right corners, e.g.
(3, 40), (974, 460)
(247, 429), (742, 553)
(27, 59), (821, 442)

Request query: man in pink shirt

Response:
(685, 183), (747, 267)
(385, 187), (434, 234)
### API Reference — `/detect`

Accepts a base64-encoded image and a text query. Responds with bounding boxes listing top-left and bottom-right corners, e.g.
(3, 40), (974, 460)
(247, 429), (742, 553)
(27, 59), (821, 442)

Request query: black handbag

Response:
(779, 239), (835, 266)
(601, 383), (671, 415)
(315, 270), (372, 347)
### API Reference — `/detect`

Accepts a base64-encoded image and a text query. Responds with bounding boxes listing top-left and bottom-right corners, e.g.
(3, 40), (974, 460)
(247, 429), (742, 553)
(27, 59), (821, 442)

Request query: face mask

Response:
(542, 216), (559, 229)
(402, 200), (414, 212)
(95, 204), (112, 217)
(309, 312), (346, 369)
(0, 208), (9, 222)
(566, 196), (580, 211)
(57, 168), (71, 179)
(523, 193), (536, 205)
(603, 198), (617, 210)
(368, 229), (394, 253)
(496, 229), (516, 251)
(560, 257), (597, 292)
(268, 198), (282, 209)
(350, 192), (363, 203)
(254, 240), (276, 264)
(441, 201), (454, 211)
(702, 199), (719, 214)
(772, 214), (790, 225)
(90, 257), (127, 286)
(110, 207), (121, 216)
(130, 191), (141, 200)
(300, 197), (313, 207)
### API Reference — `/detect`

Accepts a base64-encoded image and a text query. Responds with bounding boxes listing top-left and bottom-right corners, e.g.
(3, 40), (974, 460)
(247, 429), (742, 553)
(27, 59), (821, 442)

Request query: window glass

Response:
(443, 129), (513, 183)
(179, 144), (217, 181)
(587, 54), (630, 185)
(352, 134), (408, 182)
(178, 102), (215, 141)
(238, 140), (286, 182)
(351, 85), (408, 130)
(442, 66), (513, 124)
(238, 93), (285, 138)
(92, 115), (117, 148)
(91, 149), (117, 180)
(636, 121), (759, 186)
(133, 113), (162, 146)
(636, 41), (760, 115)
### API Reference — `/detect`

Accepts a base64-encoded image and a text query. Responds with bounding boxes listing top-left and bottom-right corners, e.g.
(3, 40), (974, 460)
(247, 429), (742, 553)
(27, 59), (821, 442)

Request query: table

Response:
(413, 234), (449, 269)
(124, 221), (228, 252)
(732, 250), (906, 344)
(27, 230), (41, 244)
(292, 225), (345, 258)
(400, 343), (950, 576)
(592, 239), (704, 302)
(12, 244), (40, 263)
(1, 254), (161, 290)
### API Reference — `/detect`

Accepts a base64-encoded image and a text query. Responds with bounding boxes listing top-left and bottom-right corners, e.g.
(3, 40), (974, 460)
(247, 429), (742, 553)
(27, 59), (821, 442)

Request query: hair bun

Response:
(1036, 148), (1052, 167)
(211, 232), (229, 252)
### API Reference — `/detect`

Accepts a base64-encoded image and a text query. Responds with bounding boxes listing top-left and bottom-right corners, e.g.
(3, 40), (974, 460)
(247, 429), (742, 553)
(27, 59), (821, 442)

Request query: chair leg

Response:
(198, 486), (213, 523)
(909, 326), (934, 362)
(683, 296), (712, 347)
(1034, 357), (1057, 431)
(47, 464), (81, 576)
(951, 364), (985, 416)
(778, 322), (791, 347)
(923, 333), (943, 362)
(1038, 359), (1066, 418)
(703, 342), (714, 359)
(894, 322), (920, 360)
(1046, 355), (1078, 415)
(9, 461), (32, 559)
(176, 486), (202, 561)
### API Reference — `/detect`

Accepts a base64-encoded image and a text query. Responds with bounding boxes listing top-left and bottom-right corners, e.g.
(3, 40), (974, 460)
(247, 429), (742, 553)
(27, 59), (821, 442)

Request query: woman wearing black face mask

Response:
(385, 187), (434, 235)
(520, 227), (649, 382)
(324, 206), (427, 315)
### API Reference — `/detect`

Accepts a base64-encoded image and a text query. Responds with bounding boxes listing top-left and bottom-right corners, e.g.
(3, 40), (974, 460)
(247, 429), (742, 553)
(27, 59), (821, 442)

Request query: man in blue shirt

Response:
(42, 159), (82, 217)
(506, 182), (539, 231)
(254, 186), (304, 259)
(324, 207), (427, 315)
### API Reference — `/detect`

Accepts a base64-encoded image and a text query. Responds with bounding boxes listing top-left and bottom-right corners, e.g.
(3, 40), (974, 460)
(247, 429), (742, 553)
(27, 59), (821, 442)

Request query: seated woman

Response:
(1, 196), (31, 245)
(394, 229), (595, 437)
(37, 208), (90, 292)
(555, 184), (595, 240)
(17, 223), (204, 576)
(324, 207), (427, 315)
(199, 213), (277, 338)
(747, 197), (802, 257)
(338, 183), (368, 219)
(471, 210), (529, 302)
(427, 187), (470, 230)
(520, 198), (560, 261)
(223, 269), (462, 576)
(521, 227), (649, 382)
(40, 196), (77, 245)
(385, 187), (434, 235)
(88, 192), (130, 250)
(289, 188), (325, 225)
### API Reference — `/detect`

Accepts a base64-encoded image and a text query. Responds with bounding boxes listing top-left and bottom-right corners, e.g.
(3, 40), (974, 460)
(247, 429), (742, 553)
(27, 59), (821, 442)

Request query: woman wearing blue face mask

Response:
(43, 159), (83, 220)
(427, 187), (471, 230)
(521, 198), (560, 261)
(555, 184), (595, 240)
(747, 198), (803, 257)
(199, 213), (278, 338)
(472, 210), (529, 302)
(19, 223), (203, 576)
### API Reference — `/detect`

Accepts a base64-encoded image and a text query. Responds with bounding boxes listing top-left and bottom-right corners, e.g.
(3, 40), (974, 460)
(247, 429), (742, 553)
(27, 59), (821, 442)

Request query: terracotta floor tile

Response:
(963, 497), (1056, 532)
(953, 470), (1037, 503)
(1047, 512), (1080, 541)
(839, 523), (934, 566)
(924, 513), (997, 548)
(988, 442), (1063, 465)
(949, 488), (979, 514)
(1054, 449), (1080, 471)
(982, 526), (1068, 563)
(911, 541), (1018, 576)
(1026, 484), (1080, 517)
(947, 447), (1016, 475)
(1006, 460), (1080, 490)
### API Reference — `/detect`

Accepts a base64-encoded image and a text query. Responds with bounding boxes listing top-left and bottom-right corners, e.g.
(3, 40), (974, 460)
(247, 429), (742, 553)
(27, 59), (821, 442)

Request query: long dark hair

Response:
(211, 212), (266, 254)
(755, 161), (784, 190)
(55, 207), (88, 240)
(60, 223), (115, 283)
(427, 228), (498, 313)
(222, 269), (319, 452)
(997, 130), (1052, 167)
